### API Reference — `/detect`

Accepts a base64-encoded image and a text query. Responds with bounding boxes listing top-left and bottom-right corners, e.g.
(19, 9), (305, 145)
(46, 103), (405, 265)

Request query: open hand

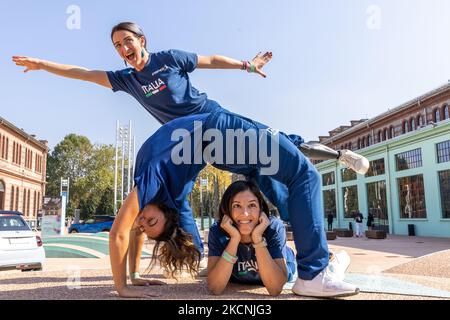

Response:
(250, 51), (272, 78)
(12, 56), (42, 73)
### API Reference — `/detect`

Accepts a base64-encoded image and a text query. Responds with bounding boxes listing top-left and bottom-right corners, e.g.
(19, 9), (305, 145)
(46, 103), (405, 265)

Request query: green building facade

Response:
(316, 119), (450, 238)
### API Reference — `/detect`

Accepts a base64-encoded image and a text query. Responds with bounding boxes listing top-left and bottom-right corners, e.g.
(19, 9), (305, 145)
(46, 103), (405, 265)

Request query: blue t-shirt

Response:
(208, 217), (296, 285)
(133, 113), (212, 211)
(107, 49), (219, 124)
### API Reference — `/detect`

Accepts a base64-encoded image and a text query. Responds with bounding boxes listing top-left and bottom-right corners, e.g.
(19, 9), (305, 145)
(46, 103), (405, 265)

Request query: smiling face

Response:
(137, 204), (166, 239)
(112, 30), (147, 69)
(229, 190), (261, 237)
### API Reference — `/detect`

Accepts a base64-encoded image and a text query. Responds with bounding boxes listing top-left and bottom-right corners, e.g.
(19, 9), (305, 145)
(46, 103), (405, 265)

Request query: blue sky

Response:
(2, 0), (450, 151)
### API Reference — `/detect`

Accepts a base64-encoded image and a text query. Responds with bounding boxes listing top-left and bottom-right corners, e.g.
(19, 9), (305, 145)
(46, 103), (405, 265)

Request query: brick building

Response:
(0, 116), (48, 228)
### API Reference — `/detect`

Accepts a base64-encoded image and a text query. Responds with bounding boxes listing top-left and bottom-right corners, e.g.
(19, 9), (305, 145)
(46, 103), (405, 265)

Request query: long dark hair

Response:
(145, 203), (201, 279)
(110, 22), (148, 49)
(218, 180), (271, 222)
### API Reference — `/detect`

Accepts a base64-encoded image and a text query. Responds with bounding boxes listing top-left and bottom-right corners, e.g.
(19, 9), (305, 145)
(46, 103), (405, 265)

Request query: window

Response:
(365, 158), (386, 177)
(383, 128), (388, 140)
(395, 148), (422, 171)
(322, 172), (335, 186)
(410, 118), (416, 131)
(35, 154), (43, 173)
(15, 187), (19, 211)
(33, 190), (37, 216)
(417, 115), (423, 127)
(444, 105), (449, 120)
(378, 130), (382, 142)
(27, 189), (31, 216)
(0, 135), (4, 159)
(434, 108), (441, 122)
(0, 181), (4, 210)
(323, 189), (336, 218)
(23, 189), (26, 214)
(367, 135), (372, 146)
(367, 181), (389, 231)
(397, 175), (427, 219)
(361, 137), (366, 148)
(0, 215), (29, 231)
(390, 126), (395, 139)
(24, 149), (33, 170)
(357, 138), (361, 149)
(341, 168), (357, 182)
(342, 186), (359, 218)
(10, 186), (15, 210)
(403, 121), (409, 134)
(12, 142), (22, 165)
(437, 140), (450, 163)
(439, 170), (450, 219)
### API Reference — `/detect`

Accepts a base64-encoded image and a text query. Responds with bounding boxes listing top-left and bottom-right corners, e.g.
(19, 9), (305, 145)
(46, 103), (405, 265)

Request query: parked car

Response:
(0, 211), (45, 272)
(68, 215), (115, 234)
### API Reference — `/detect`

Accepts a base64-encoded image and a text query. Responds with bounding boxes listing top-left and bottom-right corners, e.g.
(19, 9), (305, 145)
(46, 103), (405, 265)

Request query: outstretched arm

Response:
(197, 52), (272, 78)
(12, 56), (112, 88)
(109, 187), (157, 298)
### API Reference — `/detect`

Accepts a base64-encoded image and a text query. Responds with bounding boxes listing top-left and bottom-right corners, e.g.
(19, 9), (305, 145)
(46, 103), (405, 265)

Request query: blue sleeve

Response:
(106, 69), (131, 93)
(168, 49), (198, 73)
(265, 218), (286, 260)
(133, 165), (161, 211)
(207, 223), (226, 257)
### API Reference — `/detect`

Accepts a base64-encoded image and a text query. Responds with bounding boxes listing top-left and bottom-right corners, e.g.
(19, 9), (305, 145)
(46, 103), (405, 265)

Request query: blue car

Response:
(68, 215), (115, 234)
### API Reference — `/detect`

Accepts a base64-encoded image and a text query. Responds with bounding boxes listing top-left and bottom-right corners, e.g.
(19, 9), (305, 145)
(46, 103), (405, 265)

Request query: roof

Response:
(0, 116), (48, 151)
(320, 81), (450, 144)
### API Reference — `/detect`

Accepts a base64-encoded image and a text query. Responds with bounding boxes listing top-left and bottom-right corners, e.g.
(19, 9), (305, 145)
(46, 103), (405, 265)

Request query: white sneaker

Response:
(338, 150), (370, 175)
(292, 265), (359, 298)
(329, 250), (351, 281)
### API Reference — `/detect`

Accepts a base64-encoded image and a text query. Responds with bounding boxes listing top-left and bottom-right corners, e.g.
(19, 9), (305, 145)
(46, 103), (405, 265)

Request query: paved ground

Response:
(1, 234), (449, 300)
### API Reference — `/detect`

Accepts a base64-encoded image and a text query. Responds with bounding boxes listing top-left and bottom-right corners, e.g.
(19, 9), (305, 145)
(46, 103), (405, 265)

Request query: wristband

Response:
(221, 251), (238, 264)
(252, 237), (267, 248)
(130, 272), (140, 280)
(249, 63), (256, 73)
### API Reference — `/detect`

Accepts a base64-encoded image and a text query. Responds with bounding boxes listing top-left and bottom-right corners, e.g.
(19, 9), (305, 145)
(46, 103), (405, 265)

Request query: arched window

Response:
(341, 145), (344, 150)
(361, 137), (366, 148)
(444, 105), (449, 120)
(434, 108), (441, 122)
(378, 130), (382, 143)
(10, 186), (15, 210)
(23, 188), (26, 214)
(403, 121), (409, 134)
(0, 181), (5, 210)
(367, 135), (372, 146)
(417, 115), (423, 127)
(410, 118), (416, 131)
(357, 138), (361, 149)
(390, 126), (395, 138)
(383, 128), (388, 140)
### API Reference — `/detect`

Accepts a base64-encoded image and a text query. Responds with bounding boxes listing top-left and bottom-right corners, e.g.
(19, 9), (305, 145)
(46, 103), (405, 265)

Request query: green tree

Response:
(46, 134), (116, 219)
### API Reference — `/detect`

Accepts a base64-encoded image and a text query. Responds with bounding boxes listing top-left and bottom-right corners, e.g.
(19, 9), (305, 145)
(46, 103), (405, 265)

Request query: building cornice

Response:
(320, 82), (450, 144)
(0, 117), (49, 151)
(0, 166), (46, 185)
